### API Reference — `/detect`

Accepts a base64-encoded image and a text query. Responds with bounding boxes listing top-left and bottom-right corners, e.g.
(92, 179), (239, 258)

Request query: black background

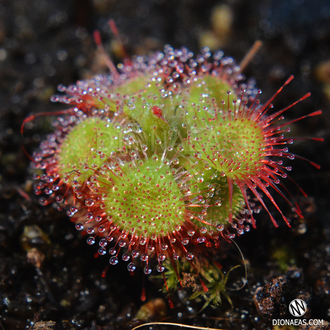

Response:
(0, 0), (329, 329)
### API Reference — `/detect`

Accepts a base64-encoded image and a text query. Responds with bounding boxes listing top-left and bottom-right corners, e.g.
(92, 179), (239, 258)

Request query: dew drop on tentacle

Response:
(87, 237), (95, 245)
(122, 253), (130, 261)
(127, 262), (136, 272)
(75, 223), (84, 231)
(109, 256), (118, 266)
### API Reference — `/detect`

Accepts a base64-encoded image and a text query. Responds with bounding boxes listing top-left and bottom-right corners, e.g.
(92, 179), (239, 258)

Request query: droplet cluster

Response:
(30, 45), (321, 277)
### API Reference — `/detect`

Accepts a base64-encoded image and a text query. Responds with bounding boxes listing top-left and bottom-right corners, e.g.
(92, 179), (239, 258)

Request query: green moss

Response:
(271, 243), (296, 272)
(161, 256), (239, 310)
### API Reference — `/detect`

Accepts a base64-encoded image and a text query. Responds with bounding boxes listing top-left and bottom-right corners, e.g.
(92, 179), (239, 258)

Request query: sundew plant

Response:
(25, 42), (322, 300)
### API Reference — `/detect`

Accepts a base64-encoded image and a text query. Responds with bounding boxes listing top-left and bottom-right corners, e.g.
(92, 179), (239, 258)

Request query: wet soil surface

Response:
(1, 0), (330, 329)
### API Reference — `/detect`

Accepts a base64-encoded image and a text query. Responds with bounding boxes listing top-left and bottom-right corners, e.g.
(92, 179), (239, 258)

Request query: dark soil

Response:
(1, 0), (330, 329)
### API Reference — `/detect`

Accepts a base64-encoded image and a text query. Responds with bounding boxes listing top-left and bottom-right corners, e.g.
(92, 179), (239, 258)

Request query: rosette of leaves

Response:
(29, 46), (322, 298)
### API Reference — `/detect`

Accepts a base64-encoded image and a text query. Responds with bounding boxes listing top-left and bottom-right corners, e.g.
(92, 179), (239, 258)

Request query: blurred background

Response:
(0, 0), (329, 329)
